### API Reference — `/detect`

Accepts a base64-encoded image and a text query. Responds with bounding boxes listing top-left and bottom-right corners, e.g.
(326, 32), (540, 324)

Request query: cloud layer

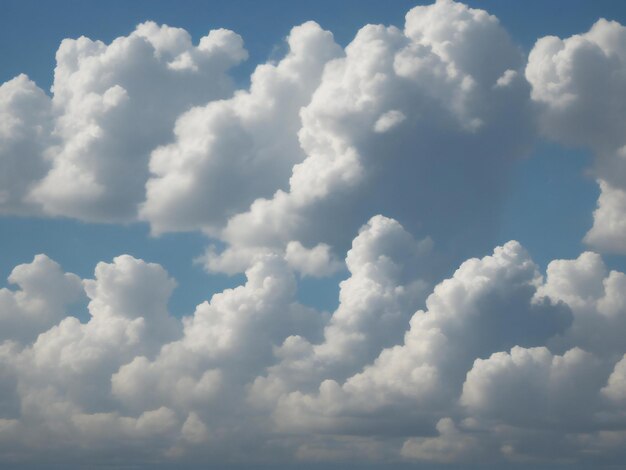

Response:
(0, 0), (625, 467)
(0, 225), (625, 466)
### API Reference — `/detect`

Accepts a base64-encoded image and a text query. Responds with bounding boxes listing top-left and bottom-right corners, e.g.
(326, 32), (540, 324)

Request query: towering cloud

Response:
(141, 21), (342, 234)
(0, 75), (53, 215)
(262, 241), (571, 434)
(0, 232), (623, 466)
(0, 254), (83, 343)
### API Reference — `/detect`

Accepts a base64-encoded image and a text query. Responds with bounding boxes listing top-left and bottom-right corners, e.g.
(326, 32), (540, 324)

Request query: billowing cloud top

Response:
(0, 0), (625, 468)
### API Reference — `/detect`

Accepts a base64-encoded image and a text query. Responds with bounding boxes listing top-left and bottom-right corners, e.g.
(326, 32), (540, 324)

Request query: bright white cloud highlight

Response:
(0, 231), (623, 465)
(216, 0), (533, 273)
(1, 22), (246, 221)
(141, 21), (341, 234)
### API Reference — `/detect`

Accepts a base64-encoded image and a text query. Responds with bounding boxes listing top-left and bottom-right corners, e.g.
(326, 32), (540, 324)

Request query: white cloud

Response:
(527, 19), (626, 253)
(265, 241), (572, 434)
(0, 255), (181, 424)
(602, 354), (626, 405)
(285, 241), (343, 277)
(401, 417), (488, 463)
(536, 251), (626, 356)
(141, 21), (341, 234)
(0, 254), (83, 343)
(250, 216), (432, 409)
(0, 22), (246, 221)
(0, 238), (622, 466)
(0, 75), (52, 214)
(461, 346), (603, 425)
(111, 252), (324, 423)
(584, 179), (626, 252)
(373, 110), (406, 133)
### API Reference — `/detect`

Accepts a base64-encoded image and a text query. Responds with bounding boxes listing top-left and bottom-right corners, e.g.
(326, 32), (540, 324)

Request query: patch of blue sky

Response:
(0, 217), (245, 318)
(499, 138), (626, 275)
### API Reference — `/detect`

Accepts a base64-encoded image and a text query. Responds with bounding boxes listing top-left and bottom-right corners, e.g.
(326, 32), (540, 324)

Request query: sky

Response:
(0, 0), (626, 468)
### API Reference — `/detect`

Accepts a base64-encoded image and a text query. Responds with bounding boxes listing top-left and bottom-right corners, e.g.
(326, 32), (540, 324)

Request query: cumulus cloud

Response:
(0, 75), (52, 214)
(0, 253), (185, 459)
(0, 235), (623, 466)
(264, 241), (572, 435)
(0, 22), (246, 220)
(461, 346), (604, 425)
(141, 21), (342, 234)
(585, 179), (626, 252)
(209, 0), (534, 273)
(284, 241), (343, 277)
(0, 254), (83, 343)
(0, 0), (625, 468)
(250, 216), (432, 409)
(401, 417), (489, 463)
(109, 250), (325, 435)
(527, 18), (626, 253)
(536, 251), (626, 356)
(603, 354), (626, 404)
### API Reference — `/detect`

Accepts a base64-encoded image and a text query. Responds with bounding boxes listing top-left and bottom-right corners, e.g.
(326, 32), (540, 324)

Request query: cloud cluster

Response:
(0, 224), (624, 466)
(1, 0), (534, 270)
(0, 0), (625, 467)
(212, 0), (534, 272)
(0, 22), (246, 220)
(527, 18), (626, 253)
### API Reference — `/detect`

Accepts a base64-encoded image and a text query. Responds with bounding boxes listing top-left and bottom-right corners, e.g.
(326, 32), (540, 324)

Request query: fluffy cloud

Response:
(461, 346), (604, 426)
(585, 179), (626, 252)
(250, 216), (432, 408)
(212, 0), (534, 273)
(0, 254), (185, 459)
(401, 417), (490, 463)
(0, 75), (52, 214)
(110, 251), (324, 431)
(15, 255), (179, 410)
(0, 235), (623, 466)
(284, 241), (343, 278)
(0, 22), (246, 220)
(527, 18), (626, 253)
(536, 251), (626, 356)
(0, 254), (83, 343)
(265, 241), (571, 434)
(603, 354), (626, 405)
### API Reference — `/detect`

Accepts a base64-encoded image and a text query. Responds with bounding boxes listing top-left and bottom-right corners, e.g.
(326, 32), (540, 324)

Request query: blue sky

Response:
(1, 0), (626, 467)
